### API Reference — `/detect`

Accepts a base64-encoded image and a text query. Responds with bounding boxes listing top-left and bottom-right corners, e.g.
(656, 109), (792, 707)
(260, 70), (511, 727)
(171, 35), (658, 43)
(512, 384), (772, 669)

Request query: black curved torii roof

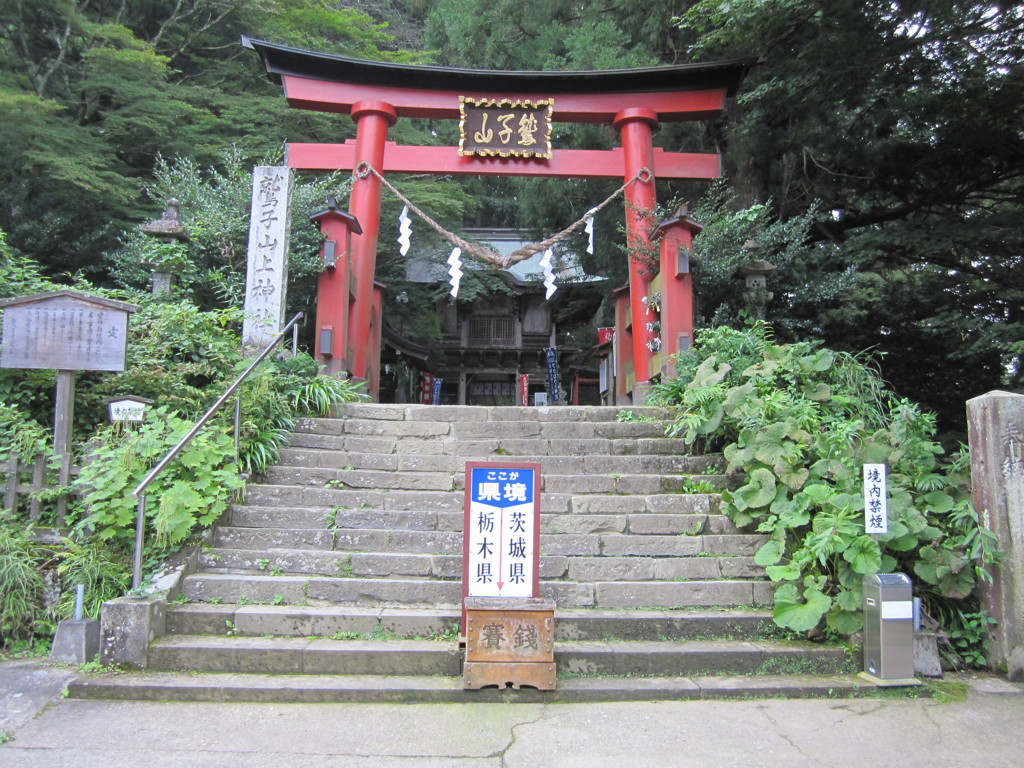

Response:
(242, 36), (755, 97)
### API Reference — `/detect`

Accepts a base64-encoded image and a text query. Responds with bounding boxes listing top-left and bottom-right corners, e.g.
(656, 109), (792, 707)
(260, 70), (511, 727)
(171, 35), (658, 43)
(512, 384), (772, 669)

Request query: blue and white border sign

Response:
(463, 462), (541, 603)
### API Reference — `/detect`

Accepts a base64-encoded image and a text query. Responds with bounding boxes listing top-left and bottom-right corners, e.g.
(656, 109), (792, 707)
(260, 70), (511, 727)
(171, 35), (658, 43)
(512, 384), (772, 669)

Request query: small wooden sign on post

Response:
(462, 461), (555, 690)
(107, 395), (153, 423)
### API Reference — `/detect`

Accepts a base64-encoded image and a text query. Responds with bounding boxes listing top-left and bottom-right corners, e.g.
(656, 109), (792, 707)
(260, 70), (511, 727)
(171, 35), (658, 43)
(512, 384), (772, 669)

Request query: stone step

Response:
(213, 526), (768, 558)
(274, 449), (723, 477)
(229, 506), (451, 531)
(287, 431), (717, 458)
(182, 572), (463, 606)
(68, 671), (875, 704)
(258, 466), (727, 496)
(148, 635), (463, 675)
(164, 605), (775, 641)
(166, 604), (454, 638)
(143, 634), (850, 678)
(180, 573), (773, 609)
(557, 639), (851, 678)
(331, 404), (675, 423)
(228, 505), (737, 535)
(199, 547), (763, 581)
(242, 486), (459, 511)
(299, 415), (671, 441)
(240, 488), (723, 516)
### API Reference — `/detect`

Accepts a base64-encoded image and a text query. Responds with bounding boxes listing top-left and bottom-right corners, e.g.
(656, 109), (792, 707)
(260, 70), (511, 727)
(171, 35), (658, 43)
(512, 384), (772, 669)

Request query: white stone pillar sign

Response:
(463, 462), (541, 603)
(242, 166), (293, 353)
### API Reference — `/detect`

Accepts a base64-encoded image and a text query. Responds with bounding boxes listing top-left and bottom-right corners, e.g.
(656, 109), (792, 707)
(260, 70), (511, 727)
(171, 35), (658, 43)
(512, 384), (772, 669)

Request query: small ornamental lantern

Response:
(308, 198), (362, 363)
(140, 198), (191, 295)
(308, 197), (362, 270)
(653, 204), (702, 278)
(107, 395), (153, 423)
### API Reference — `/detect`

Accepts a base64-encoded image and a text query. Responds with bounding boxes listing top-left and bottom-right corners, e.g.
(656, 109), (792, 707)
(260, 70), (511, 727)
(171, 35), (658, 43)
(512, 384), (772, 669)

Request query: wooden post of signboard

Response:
(461, 461), (555, 690)
(54, 370), (75, 523)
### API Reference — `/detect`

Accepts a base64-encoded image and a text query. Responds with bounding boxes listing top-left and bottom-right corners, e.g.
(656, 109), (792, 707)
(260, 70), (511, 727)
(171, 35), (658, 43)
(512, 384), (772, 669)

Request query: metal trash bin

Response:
(863, 573), (914, 680)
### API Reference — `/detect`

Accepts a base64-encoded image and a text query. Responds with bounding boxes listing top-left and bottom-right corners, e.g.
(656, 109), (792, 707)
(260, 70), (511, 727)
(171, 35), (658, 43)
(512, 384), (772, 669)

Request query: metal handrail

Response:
(129, 312), (303, 589)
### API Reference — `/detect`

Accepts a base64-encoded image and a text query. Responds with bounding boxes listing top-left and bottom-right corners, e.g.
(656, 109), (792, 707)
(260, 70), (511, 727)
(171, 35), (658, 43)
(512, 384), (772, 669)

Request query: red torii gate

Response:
(245, 38), (751, 402)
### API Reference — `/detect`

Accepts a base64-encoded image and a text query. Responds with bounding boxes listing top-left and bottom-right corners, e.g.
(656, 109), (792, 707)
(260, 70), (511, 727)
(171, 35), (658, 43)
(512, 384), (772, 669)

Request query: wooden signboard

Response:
(459, 97), (553, 159)
(0, 291), (136, 372)
(0, 291), (138, 527)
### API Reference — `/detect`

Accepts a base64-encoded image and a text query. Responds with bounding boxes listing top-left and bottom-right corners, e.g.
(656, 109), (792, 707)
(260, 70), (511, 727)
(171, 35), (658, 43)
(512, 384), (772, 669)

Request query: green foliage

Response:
(616, 410), (657, 423)
(100, 300), (243, 418)
(940, 610), (998, 670)
(0, 523), (49, 647)
(290, 367), (369, 416)
(677, 2), (1024, 435)
(235, 352), (367, 476)
(425, 0), (681, 70)
(0, 0), (427, 273)
(650, 323), (998, 642)
(106, 152), (347, 318)
(0, 403), (61, 523)
(0, 230), (56, 297)
(0, 403), (52, 468)
(54, 539), (131, 620)
(679, 478), (720, 495)
(72, 410), (246, 550)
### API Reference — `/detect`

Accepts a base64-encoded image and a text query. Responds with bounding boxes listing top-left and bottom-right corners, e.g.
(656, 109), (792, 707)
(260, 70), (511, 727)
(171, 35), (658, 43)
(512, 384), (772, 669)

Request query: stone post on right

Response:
(967, 390), (1024, 679)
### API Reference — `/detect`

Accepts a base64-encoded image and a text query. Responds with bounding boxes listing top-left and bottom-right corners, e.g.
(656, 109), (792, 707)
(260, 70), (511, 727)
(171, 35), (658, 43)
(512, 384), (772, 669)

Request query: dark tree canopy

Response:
(675, 1), (1024, 435)
(0, 0), (427, 275)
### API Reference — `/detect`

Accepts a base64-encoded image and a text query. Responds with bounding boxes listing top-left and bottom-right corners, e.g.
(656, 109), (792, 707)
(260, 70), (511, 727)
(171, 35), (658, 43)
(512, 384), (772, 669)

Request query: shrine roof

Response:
(242, 37), (755, 97)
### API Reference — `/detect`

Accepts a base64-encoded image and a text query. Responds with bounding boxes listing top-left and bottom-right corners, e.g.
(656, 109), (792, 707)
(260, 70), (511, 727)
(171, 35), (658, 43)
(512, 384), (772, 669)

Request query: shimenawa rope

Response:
(353, 161), (652, 270)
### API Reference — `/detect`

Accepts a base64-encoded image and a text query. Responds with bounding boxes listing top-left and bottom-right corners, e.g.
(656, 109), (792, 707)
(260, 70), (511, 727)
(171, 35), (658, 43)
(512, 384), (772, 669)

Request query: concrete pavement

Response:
(2, 660), (1023, 767)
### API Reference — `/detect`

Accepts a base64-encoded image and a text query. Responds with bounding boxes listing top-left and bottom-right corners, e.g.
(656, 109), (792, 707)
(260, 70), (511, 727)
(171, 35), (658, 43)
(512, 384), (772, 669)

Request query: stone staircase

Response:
(71, 404), (867, 702)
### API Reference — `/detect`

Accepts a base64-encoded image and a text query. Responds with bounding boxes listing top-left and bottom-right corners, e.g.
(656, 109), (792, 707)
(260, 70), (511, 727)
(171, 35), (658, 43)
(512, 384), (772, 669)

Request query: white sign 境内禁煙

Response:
(109, 401), (147, 422)
(863, 463), (888, 534)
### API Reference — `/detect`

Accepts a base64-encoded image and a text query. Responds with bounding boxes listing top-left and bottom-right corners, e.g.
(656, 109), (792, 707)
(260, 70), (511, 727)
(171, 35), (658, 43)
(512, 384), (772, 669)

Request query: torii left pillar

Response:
(318, 100), (396, 392)
(614, 108), (659, 404)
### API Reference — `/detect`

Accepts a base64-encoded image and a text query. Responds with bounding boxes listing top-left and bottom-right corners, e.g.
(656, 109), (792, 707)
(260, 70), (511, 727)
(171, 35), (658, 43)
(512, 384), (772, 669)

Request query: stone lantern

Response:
(140, 198), (191, 295)
(737, 240), (776, 318)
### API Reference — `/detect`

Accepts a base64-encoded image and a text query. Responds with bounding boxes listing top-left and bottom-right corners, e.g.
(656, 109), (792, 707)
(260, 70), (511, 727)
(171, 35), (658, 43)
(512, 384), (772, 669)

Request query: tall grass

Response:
(0, 524), (47, 646)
